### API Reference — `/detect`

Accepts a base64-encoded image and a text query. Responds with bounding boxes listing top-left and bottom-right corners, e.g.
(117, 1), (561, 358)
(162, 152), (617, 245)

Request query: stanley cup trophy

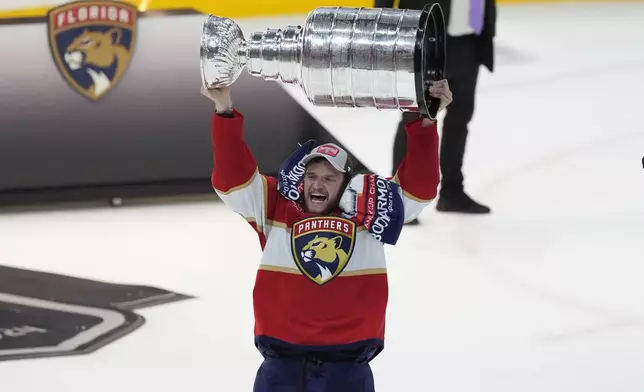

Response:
(200, 5), (446, 119)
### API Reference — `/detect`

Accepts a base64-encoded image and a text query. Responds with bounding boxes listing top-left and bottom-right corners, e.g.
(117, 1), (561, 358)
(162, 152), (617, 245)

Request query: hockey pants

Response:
(253, 356), (375, 392)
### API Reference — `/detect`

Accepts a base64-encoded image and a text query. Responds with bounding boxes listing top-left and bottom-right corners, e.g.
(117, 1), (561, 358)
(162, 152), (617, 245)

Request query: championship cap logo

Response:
(47, 0), (138, 100)
(317, 145), (339, 157)
(291, 217), (356, 285)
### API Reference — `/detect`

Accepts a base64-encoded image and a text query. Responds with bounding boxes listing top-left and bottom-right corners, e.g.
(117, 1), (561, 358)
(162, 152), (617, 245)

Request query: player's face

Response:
(303, 160), (344, 214)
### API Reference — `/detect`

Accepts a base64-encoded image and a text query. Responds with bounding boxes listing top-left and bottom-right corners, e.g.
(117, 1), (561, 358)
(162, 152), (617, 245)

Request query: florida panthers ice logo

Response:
(47, 1), (137, 100)
(291, 217), (356, 285)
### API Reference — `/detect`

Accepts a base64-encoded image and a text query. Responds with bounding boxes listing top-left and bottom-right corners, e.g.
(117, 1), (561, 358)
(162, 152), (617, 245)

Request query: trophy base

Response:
(414, 3), (447, 119)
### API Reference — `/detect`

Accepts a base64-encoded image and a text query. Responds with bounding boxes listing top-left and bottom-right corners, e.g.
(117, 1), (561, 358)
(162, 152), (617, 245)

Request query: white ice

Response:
(2, 2), (644, 391)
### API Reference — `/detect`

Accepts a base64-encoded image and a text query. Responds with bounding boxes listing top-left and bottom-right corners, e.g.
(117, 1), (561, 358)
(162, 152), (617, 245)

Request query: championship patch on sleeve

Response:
(340, 174), (405, 245)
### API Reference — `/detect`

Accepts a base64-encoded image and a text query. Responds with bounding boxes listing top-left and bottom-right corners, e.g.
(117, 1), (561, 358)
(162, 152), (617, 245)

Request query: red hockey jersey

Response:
(210, 109), (439, 356)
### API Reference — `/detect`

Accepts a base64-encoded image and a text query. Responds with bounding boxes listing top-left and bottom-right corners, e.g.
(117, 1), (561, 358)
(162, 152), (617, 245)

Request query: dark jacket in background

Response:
(374, 0), (496, 72)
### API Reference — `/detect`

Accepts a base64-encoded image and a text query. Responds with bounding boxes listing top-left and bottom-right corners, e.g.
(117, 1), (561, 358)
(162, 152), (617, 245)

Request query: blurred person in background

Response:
(376, 0), (497, 220)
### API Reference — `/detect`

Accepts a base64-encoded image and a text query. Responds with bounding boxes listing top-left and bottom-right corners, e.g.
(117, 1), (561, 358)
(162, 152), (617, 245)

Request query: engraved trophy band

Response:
(200, 5), (446, 119)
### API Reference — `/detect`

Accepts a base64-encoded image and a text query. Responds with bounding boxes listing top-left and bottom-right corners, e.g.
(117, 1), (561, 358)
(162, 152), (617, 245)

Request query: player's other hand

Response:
(422, 79), (452, 126)
(429, 79), (452, 111)
(201, 85), (233, 113)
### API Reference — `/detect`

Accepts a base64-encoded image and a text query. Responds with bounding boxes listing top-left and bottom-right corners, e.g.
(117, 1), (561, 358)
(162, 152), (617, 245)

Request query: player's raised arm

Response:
(392, 80), (453, 223)
(202, 86), (277, 239)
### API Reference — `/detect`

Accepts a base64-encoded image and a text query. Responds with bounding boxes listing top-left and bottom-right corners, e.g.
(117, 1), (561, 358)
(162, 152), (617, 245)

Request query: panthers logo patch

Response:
(47, 0), (138, 101)
(291, 217), (356, 285)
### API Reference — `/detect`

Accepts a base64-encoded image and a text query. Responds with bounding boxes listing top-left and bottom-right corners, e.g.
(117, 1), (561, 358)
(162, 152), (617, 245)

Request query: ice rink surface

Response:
(2, 2), (644, 391)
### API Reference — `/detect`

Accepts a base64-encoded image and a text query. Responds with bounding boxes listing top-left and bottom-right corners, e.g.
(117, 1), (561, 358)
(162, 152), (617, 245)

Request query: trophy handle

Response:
(414, 3), (447, 119)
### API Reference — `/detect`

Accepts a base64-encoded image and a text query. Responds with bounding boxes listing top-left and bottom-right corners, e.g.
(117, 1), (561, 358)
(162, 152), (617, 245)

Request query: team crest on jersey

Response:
(47, 0), (138, 100)
(291, 217), (356, 285)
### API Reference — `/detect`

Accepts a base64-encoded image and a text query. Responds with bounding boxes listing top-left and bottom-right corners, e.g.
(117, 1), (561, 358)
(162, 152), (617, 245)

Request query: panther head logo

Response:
(63, 28), (129, 99)
(291, 217), (356, 285)
(48, 1), (137, 101)
(301, 235), (350, 283)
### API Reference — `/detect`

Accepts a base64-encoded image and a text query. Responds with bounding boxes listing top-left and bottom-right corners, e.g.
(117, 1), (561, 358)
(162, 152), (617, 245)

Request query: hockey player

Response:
(202, 79), (452, 392)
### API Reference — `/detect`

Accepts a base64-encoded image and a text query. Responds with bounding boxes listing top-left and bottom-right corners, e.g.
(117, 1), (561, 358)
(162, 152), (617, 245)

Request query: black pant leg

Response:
(439, 35), (481, 196)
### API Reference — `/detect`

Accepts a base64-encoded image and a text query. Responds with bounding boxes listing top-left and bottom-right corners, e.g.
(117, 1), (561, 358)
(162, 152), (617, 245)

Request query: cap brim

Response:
(301, 153), (347, 173)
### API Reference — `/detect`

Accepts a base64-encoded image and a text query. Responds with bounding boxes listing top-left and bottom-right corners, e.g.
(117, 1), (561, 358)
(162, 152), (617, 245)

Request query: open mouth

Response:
(309, 194), (327, 204)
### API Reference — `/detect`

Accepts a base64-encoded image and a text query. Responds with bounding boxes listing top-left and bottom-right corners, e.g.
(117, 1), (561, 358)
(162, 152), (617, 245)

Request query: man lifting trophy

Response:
(200, 5), (453, 392)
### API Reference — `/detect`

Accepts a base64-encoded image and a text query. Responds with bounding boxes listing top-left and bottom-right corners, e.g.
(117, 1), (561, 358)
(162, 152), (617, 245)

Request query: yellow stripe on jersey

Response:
(214, 169), (258, 195)
(259, 265), (387, 277)
(392, 173), (435, 203)
(258, 265), (301, 275)
(340, 268), (387, 276)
